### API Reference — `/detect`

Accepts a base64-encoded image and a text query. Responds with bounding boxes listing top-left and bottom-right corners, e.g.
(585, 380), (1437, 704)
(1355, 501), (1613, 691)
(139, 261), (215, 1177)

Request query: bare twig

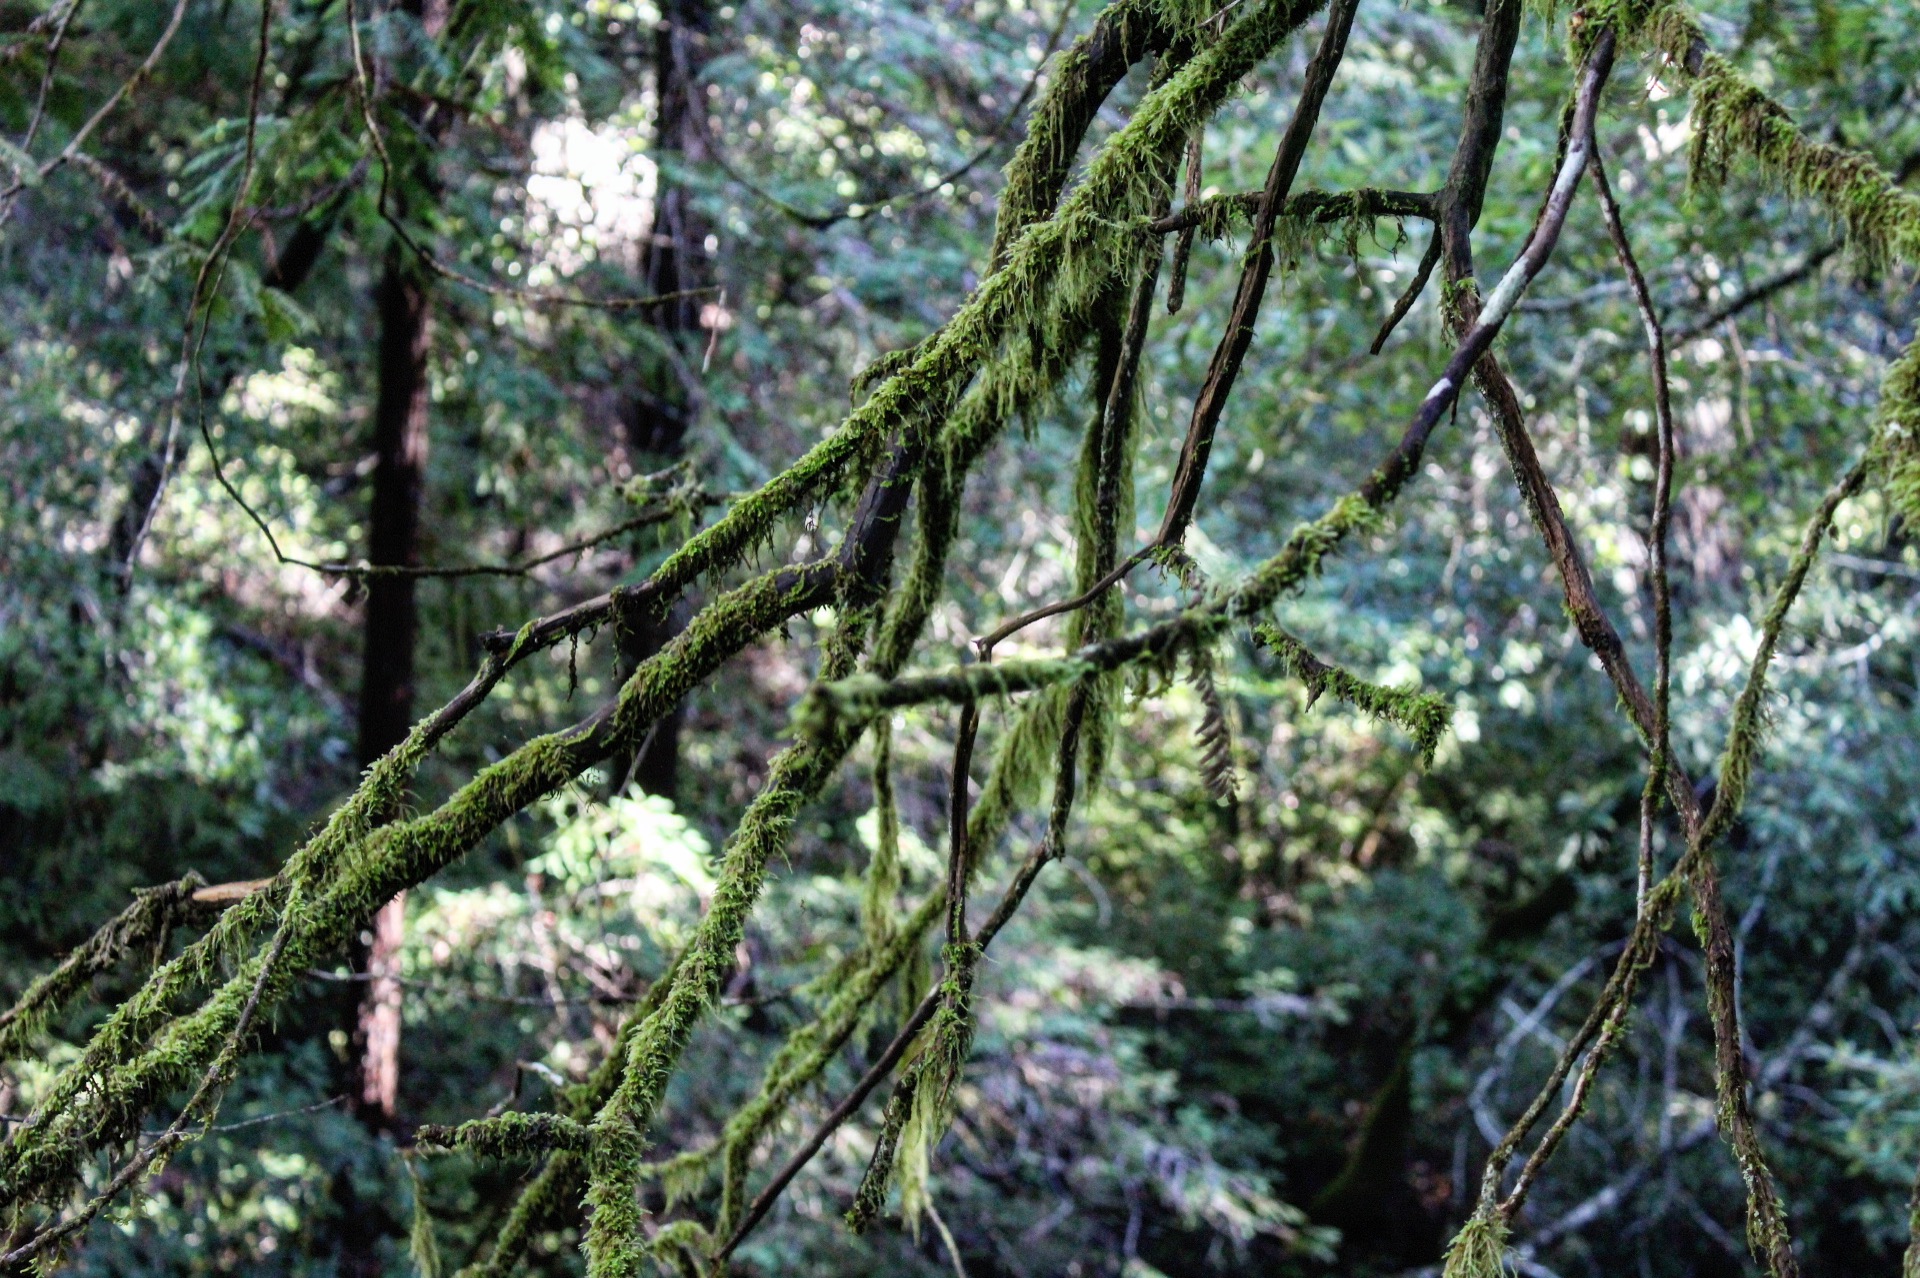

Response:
(20, 0), (85, 153)
(1371, 231), (1440, 353)
(1668, 241), (1841, 344)
(293, 497), (716, 581)
(1156, 0), (1360, 547)
(1589, 148), (1674, 918)
(0, 0), (190, 215)
(693, 0), (1074, 230)
(1166, 126), (1204, 313)
(121, 0), (278, 579)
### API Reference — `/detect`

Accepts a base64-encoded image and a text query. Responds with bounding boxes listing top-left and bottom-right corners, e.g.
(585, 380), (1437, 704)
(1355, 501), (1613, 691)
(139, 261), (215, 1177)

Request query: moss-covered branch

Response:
(1252, 624), (1451, 766)
(0, 874), (212, 1061)
(416, 1112), (592, 1158)
(1630, 1), (1920, 267)
(1145, 184), (1434, 236)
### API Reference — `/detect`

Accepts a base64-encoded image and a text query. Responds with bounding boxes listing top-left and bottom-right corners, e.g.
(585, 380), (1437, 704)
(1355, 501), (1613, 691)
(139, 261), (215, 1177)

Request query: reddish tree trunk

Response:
(352, 247), (432, 1128)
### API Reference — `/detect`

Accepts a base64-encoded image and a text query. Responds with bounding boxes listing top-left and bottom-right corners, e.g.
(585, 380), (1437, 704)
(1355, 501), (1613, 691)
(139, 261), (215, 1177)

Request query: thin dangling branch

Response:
(1370, 226), (1441, 355)
(718, 686), (1091, 1260)
(1589, 147), (1675, 917)
(1446, 455), (1863, 1278)
(1156, 0), (1360, 547)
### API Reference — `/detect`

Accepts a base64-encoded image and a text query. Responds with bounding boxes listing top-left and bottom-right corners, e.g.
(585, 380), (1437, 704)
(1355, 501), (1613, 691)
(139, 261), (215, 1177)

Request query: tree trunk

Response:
(351, 246), (432, 1129)
(640, 0), (713, 349)
(607, 0), (714, 801)
(341, 24), (445, 1274)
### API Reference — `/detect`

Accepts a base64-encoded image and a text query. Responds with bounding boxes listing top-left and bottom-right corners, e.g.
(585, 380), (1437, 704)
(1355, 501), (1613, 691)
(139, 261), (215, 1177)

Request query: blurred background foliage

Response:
(3, 0), (1920, 1274)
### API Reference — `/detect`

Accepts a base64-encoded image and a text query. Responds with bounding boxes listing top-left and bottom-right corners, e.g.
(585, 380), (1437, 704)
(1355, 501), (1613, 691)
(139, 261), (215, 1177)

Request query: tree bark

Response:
(607, 0), (714, 801)
(351, 246), (432, 1129)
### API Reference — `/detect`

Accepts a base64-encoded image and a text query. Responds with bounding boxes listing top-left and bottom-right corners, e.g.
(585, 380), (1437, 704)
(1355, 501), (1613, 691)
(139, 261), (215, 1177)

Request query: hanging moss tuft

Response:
(1253, 623), (1451, 766)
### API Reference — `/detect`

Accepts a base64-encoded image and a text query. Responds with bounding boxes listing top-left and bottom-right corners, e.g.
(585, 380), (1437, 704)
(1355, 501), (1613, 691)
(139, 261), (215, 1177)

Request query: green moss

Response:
(1632, 2), (1920, 270)
(642, 1220), (713, 1278)
(637, 0), (1272, 626)
(834, 941), (982, 1240)
(9, 0), (1341, 1250)
(656, 887), (938, 1231)
(0, 873), (209, 1062)
(1871, 338), (1920, 527)
(864, 720), (904, 950)
(845, 1071), (916, 1235)
(1440, 1211), (1513, 1278)
(988, 0), (1179, 271)
(416, 1112), (591, 1159)
(801, 494), (1397, 744)
(1185, 640), (1239, 801)
(1252, 623), (1451, 765)
(581, 599), (884, 1276)
(1695, 461), (1865, 853)
(407, 1157), (445, 1278)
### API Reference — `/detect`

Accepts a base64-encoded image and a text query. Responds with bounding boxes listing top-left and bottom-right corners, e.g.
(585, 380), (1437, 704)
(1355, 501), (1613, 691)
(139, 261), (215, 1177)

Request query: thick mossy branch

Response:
(449, 7), (1248, 1265)
(0, 553), (848, 1209)
(1148, 185), (1434, 242)
(416, 1112), (591, 1158)
(1252, 623), (1451, 766)
(4, 689), (437, 1181)
(1871, 338), (1920, 527)
(583, 700), (871, 1275)
(665, 0), (1321, 617)
(0, 614), (516, 1207)
(987, 0), (1180, 272)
